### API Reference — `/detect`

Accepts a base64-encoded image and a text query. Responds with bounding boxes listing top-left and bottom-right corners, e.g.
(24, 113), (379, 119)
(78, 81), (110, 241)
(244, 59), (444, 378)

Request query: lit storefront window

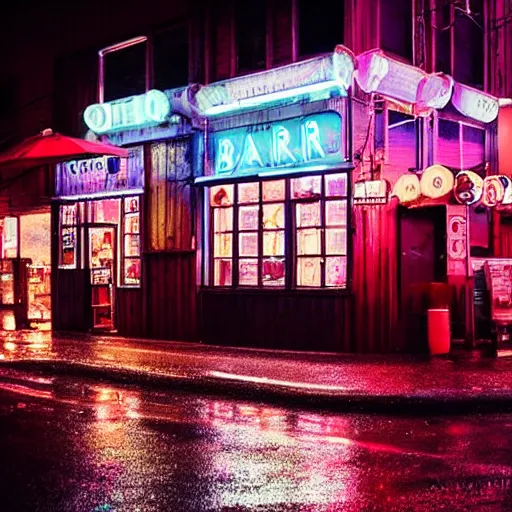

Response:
(208, 173), (348, 289)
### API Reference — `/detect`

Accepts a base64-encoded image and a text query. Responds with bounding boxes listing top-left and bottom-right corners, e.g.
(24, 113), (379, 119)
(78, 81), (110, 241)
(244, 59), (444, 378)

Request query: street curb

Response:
(2, 359), (512, 414)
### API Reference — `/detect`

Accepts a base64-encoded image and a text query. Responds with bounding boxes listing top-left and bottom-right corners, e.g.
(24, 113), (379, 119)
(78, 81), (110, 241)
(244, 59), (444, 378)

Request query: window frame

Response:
(205, 172), (350, 291)
(58, 203), (80, 269)
(98, 36), (149, 103)
(57, 197), (142, 288)
(434, 115), (486, 172)
(120, 196), (142, 288)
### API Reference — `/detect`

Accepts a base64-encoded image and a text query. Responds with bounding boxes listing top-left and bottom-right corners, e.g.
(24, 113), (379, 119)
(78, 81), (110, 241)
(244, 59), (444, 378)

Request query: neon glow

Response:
(355, 50), (452, 110)
(451, 82), (499, 123)
(84, 89), (171, 134)
(196, 47), (355, 116)
(55, 146), (144, 198)
(210, 112), (344, 178)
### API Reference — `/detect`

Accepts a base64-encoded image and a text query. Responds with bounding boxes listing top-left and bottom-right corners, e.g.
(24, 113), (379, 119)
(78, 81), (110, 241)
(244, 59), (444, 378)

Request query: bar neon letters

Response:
(84, 90), (171, 134)
(212, 112), (343, 177)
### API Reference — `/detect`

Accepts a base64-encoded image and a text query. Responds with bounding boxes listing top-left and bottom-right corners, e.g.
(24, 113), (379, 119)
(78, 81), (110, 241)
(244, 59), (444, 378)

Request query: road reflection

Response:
(1, 375), (512, 510)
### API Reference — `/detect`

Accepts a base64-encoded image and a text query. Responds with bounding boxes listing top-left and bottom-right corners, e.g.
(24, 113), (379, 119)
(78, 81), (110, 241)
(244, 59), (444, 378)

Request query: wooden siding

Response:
(116, 287), (144, 337)
(147, 140), (196, 252)
(52, 269), (89, 331)
(200, 290), (354, 352)
(0, 166), (53, 216)
(352, 201), (402, 353)
(144, 251), (197, 341)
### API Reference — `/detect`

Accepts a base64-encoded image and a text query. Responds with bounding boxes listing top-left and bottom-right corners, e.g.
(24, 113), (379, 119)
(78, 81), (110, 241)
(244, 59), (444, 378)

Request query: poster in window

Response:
(124, 196), (140, 213)
(326, 229), (346, 255)
(326, 257), (347, 287)
(124, 259), (141, 285)
(239, 182), (259, 203)
(61, 228), (76, 267)
(239, 206), (259, 230)
(297, 257), (321, 287)
(214, 208), (233, 233)
(263, 231), (285, 256)
(239, 259), (258, 285)
(263, 203), (285, 229)
(125, 214), (140, 234)
(297, 228), (321, 255)
(263, 180), (285, 202)
(292, 176), (321, 199)
(214, 259), (232, 286)
(214, 233), (232, 257)
(325, 173), (347, 197)
(125, 234), (140, 257)
(326, 200), (347, 226)
(296, 202), (321, 228)
(262, 257), (285, 286)
(239, 232), (258, 257)
(210, 185), (234, 206)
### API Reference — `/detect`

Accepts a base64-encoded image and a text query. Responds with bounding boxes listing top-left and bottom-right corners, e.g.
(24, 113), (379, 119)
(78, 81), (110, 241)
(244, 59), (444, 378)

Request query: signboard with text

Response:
(446, 205), (468, 277)
(55, 146), (144, 198)
(483, 259), (512, 324)
(208, 112), (344, 179)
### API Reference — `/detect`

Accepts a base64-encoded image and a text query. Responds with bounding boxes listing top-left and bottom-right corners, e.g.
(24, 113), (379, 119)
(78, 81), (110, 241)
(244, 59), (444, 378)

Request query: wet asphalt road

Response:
(1, 372), (512, 511)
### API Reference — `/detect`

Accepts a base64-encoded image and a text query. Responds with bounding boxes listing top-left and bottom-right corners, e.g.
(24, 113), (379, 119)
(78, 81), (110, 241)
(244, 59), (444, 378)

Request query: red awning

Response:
(0, 129), (128, 172)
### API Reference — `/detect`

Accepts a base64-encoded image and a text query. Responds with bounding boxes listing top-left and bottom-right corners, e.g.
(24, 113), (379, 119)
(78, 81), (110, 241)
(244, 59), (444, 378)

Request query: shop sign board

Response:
(209, 112), (344, 179)
(195, 47), (355, 115)
(446, 205), (468, 277)
(55, 146), (144, 198)
(84, 90), (171, 134)
(483, 259), (512, 324)
(353, 179), (389, 205)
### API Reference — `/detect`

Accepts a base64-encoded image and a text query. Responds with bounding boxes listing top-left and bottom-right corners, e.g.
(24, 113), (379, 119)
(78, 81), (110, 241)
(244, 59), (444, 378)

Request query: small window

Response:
(387, 111), (419, 175)
(462, 125), (485, 170)
(102, 40), (147, 102)
(380, 0), (413, 61)
(437, 120), (485, 172)
(293, 174), (347, 288)
(154, 26), (189, 89)
(122, 197), (141, 286)
(298, 0), (344, 57)
(236, 0), (267, 72)
(59, 205), (78, 268)
(437, 119), (461, 169)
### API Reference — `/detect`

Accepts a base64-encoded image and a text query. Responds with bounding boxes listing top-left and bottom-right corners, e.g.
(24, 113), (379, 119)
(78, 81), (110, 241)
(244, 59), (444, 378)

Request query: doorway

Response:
(20, 213), (52, 326)
(399, 206), (447, 351)
(89, 225), (117, 331)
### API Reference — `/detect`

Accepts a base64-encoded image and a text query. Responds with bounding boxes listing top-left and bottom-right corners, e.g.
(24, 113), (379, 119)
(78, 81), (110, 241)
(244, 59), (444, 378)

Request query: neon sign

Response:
(196, 46), (355, 116)
(210, 112), (344, 178)
(451, 82), (499, 124)
(355, 49), (453, 111)
(84, 90), (171, 134)
(55, 146), (144, 198)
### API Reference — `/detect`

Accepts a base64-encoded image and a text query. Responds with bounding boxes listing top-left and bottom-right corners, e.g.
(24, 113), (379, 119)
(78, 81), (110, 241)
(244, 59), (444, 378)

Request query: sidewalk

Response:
(1, 329), (512, 413)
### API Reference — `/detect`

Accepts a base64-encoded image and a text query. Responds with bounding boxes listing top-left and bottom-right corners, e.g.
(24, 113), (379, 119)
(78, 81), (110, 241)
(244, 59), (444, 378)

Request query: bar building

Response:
(0, 0), (511, 352)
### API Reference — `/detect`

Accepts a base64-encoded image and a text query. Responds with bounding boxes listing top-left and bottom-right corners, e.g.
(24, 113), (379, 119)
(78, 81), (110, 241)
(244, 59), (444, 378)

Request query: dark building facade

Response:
(0, 0), (511, 352)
